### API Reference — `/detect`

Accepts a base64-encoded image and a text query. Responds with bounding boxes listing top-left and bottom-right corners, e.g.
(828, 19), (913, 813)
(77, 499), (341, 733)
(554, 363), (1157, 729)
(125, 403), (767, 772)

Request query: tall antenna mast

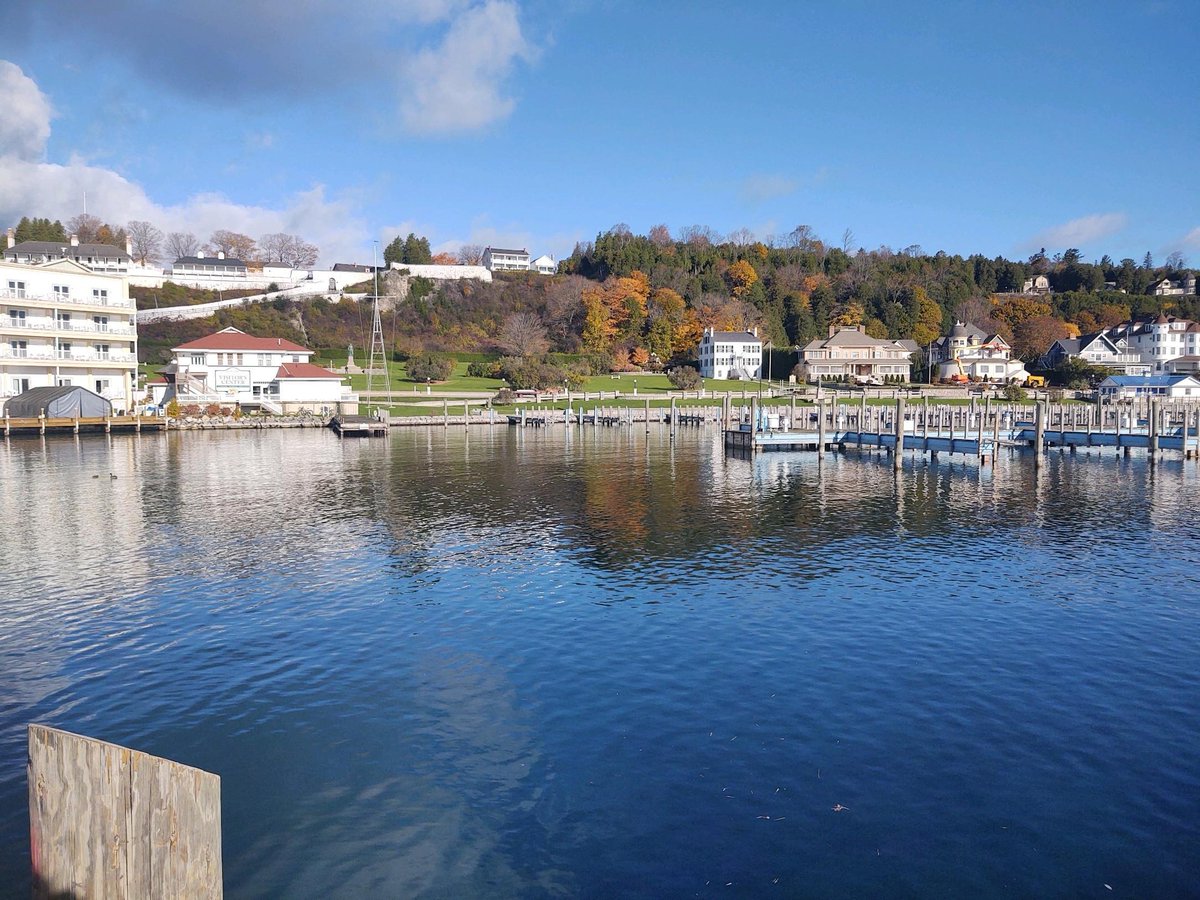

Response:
(365, 241), (391, 410)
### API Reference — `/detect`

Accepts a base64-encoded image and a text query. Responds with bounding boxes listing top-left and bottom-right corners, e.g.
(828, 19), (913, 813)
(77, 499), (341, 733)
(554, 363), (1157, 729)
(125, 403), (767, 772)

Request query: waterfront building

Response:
(0, 258), (137, 411)
(4, 229), (132, 275)
(1041, 332), (1148, 375)
(1150, 275), (1197, 297)
(1097, 373), (1200, 399)
(934, 321), (1029, 382)
(1120, 314), (1200, 372)
(482, 247), (532, 272)
(698, 327), (762, 380)
(149, 326), (357, 414)
(799, 325), (913, 382)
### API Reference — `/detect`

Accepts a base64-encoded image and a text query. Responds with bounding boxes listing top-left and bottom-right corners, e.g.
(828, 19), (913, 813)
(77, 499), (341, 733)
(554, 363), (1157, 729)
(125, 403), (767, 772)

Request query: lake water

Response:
(1, 427), (1198, 897)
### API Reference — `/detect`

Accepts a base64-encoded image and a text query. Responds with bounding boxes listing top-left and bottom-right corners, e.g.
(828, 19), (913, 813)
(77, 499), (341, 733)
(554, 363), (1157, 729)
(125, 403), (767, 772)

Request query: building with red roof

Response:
(148, 327), (357, 414)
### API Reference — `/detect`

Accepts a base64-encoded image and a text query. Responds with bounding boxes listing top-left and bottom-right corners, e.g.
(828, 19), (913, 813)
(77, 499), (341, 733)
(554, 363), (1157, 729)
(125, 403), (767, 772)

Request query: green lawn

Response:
(346, 361), (506, 393)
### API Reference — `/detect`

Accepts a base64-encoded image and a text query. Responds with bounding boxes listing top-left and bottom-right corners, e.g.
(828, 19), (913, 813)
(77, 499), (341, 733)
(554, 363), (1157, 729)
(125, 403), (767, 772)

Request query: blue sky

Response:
(1, 0), (1197, 267)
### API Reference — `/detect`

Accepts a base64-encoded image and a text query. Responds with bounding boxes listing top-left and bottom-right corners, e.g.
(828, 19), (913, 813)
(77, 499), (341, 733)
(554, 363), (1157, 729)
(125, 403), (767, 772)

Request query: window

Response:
(10, 340), (27, 357)
(7, 280), (26, 298)
(56, 312), (71, 327)
(96, 344), (110, 359)
(190, 354), (204, 365)
(92, 289), (108, 303)
(9, 309), (25, 324)
(93, 316), (108, 331)
(53, 285), (70, 301)
(15, 377), (29, 393)
(95, 379), (109, 394)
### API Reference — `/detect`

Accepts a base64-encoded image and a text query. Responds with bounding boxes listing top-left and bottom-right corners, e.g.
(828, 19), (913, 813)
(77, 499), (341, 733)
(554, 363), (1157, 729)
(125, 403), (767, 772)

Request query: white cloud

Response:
(399, 1), (534, 134)
(0, 60), (53, 160)
(1178, 226), (1200, 250)
(1024, 212), (1128, 251)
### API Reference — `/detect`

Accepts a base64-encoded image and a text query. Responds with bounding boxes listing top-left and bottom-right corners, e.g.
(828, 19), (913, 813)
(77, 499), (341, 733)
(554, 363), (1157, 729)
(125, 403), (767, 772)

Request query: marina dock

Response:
(2, 414), (163, 436)
(330, 414), (389, 437)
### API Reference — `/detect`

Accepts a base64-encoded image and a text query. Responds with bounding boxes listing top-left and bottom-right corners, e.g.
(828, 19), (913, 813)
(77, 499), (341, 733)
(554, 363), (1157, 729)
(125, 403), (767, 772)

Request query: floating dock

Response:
(330, 414), (389, 437)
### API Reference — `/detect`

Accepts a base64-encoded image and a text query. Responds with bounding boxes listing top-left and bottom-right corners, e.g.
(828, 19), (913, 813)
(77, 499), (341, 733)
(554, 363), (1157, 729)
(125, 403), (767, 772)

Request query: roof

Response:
(173, 327), (311, 354)
(5, 240), (130, 260)
(275, 362), (341, 379)
(895, 340), (921, 353)
(948, 321), (988, 340)
(173, 255), (247, 268)
(706, 330), (760, 342)
(332, 263), (374, 272)
(485, 247), (528, 255)
(824, 329), (889, 348)
(1100, 374), (1199, 387)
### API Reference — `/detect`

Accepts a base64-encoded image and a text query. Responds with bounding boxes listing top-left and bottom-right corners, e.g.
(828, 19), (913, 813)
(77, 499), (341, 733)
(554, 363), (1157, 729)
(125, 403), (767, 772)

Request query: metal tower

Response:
(365, 243), (391, 405)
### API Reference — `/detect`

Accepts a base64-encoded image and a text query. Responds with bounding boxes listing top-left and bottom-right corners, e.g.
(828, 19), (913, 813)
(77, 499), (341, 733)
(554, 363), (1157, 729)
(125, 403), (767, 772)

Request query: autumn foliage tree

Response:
(724, 259), (759, 298)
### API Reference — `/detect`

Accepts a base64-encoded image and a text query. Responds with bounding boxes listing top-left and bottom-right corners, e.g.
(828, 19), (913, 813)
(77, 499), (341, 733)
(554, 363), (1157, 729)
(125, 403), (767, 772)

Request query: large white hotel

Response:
(1, 258), (137, 412)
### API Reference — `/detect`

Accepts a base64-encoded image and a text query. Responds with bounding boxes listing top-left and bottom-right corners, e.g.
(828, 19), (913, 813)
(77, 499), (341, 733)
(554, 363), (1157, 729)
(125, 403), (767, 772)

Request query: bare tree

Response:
(544, 276), (588, 349)
(67, 213), (102, 242)
(648, 223), (673, 247)
(126, 220), (164, 265)
(497, 311), (549, 356)
(457, 244), (484, 265)
(165, 232), (199, 260)
(786, 224), (823, 254)
(259, 232), (289, 262)
(282, 237), (319, 268)
(1165, 250), (1186, 271)
(679, 224), (722, 247)
(209, 230), (257, 261)
(727, 227), (755, 246)
(841, 228), (855, 254)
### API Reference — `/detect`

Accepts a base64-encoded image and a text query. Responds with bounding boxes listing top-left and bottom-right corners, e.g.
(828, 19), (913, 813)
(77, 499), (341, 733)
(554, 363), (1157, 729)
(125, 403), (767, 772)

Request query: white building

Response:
(168, 252), (249, 281)
(799, 325), (914, 382)
(1121, 314), (1200, 372)
(5, 229), (132, 275)
(148, 326), (357, 414)
(1150, 275), (1197, 296)
(1021, 274), (1051, 294)
(529, 254), (556, 275)
(698, 327), (762, 380)
(1097, 374), (1200, 399)
(0, 258), (137, 411)
(935, 321), (1029, 382)
(482, 247), (531, 272)
(1041, 332), (1149, 375)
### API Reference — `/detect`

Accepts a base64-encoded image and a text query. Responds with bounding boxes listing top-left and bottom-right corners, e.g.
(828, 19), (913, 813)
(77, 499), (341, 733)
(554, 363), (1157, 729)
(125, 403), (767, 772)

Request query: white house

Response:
(1150, 275), (1196, 296)
(698, 327), (762, 380)
(149, 326), (357, 414)
(5, 229), (132, 275)
(1097, 374), (1200, 399)
(482, 247), (531, 272)
(1021, 274), (1051, 294)
(1041, 332), (1149, 375)
(935, 321), (1029, 382)
(799, 325), (913, 382)
(1121, 314), (1200, 372)
(0, 258), (137, 411)
(168, 252), (249, 281)
(529, 254), (556, 275)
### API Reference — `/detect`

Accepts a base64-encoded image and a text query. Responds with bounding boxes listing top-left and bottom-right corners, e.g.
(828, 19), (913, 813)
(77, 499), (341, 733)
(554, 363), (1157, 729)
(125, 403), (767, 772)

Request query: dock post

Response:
(817, 398), (826, 458)
(670, 397), (677, 441)
(1149, 397), (1160, 461)
(1034, 401), (1046, 466)
(521, 407), (526, 427)
(749, 396), (758, 452)
(894, 396), (905, 470)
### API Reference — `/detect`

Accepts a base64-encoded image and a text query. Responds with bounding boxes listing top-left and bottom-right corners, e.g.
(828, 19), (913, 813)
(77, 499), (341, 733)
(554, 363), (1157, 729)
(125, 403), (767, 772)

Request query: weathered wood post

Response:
(1149, 397), (1160, 462)
(1034, 400), (1046, 467)
(645, 397), (651, 433)
(894, 396), (905, 470)
(817, 397), (826, 458)
(443, 398), (448, 428)
(28, 724), (222, 899)
(670, 396), (677, 441)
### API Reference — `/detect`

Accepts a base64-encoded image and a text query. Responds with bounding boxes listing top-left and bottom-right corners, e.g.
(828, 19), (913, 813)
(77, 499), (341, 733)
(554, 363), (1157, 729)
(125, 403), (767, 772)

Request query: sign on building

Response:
(213, 368), (251, 390)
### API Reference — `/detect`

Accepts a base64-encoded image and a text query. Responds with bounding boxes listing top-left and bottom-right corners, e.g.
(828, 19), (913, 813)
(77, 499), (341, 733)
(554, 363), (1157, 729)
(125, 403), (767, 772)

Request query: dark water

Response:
(1, 428), (1198, 898)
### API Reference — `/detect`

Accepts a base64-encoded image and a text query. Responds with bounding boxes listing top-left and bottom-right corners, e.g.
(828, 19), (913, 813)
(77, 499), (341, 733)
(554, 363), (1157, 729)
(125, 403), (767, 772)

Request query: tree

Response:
(1165, 251), (1186, 271)
(497, 311), (549, 356)
(67, 213), (102, 242)
(727, 227), (755, 246)
(786, 224), (823, 254)
(1012, 315), (1072, 361)
(210, 230), (256, 261)
(724, 259), (758, 298)
(1142, 252), (1154, 270)
(384, 235), (405, 266)
(403, 233), (432, 264)
(667, 365), (701, 390)
(457, 244), (484, 265)
(126, 220), (163, 265)
(431, 252), (457, 265)
(679, 224), (722, 247)
(841, 228), (855, 254)
(406, 353), (454, 382)
(648, 224), (673, 247)
(165, 232), (199, 260)
(13, 216), (66, 242)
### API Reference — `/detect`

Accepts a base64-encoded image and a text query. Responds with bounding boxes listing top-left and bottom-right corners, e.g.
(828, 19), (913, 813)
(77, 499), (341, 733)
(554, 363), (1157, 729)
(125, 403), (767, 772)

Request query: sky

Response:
(1, 0), (1197, 268)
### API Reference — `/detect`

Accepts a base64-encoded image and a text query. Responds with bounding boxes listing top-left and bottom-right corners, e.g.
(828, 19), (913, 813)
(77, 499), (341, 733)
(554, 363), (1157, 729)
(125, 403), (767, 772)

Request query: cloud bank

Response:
(26, 0), (534, 135)
(0, 61), (370, 265)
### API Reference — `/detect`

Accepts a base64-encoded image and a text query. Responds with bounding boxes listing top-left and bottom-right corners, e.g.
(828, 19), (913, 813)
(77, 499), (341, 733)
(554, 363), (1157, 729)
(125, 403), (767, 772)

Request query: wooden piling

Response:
(28, 724), (222, 899)
(817, 398), (826, 458)
(1034, 401), (1046, 466)
(894, 397), (905, 470)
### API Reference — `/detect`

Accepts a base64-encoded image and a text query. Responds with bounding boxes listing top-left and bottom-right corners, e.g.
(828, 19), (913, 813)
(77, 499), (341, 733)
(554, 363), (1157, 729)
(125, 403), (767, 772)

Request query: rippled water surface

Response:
(1, 427), (1198, 897)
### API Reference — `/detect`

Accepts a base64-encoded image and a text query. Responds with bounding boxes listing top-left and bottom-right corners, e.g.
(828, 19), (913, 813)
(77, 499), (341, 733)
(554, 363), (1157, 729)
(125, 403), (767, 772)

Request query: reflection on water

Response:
(1, 428), (1198, 897)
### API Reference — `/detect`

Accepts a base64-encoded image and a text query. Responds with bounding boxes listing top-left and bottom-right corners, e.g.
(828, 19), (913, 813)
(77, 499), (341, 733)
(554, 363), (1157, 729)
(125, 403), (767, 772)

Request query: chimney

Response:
(197, 250), (206, 259)
(218, 250), (225, 260)
(70, 234), (79, 247)
(125, 237), (133, 256)
(752, 326), (758, 338)
(5, 227), (14, 249)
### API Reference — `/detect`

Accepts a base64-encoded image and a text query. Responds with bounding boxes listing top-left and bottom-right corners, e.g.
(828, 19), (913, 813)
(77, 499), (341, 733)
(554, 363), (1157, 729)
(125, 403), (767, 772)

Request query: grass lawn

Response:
(347, 361), (505, 393)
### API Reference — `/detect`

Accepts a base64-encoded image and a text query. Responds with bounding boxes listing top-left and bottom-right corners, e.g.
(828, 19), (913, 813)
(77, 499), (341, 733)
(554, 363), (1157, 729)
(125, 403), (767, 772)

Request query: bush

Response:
(667, 365), (702, 390)
(407, 353), (454, 383)
(1003, 383), (1028, 402)
(165, 399), (180, 418)
(181, 404), (202, 417)
(204, 403), (222, 417)
(493, 388), (516, 404)
(466, 360), (501, 378)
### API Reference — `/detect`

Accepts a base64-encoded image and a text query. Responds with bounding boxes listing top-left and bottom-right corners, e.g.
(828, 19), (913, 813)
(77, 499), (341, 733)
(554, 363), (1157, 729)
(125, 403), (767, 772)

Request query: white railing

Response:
(0, 348), (134, 363)
(0, 320), (134, 336)
(0, 289), (133, 309)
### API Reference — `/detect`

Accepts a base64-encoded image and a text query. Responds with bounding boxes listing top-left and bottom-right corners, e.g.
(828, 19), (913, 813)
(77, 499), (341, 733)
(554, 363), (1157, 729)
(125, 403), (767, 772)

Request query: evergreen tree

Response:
(383, 235), (405, 266)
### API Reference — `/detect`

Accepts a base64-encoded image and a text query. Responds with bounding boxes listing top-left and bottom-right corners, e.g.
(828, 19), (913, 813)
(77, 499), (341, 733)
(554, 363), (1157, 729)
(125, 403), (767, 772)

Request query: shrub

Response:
(407, 353), (454, 383)
(493, 388), (516, 404)
(204, 403), (222, 417)
(1003, 383), (1028, 402)
(165, 399), (180, 418)
(466, 360), (501, 378)
(667, 365), (702, 390)
(181, 404), (202, 417)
